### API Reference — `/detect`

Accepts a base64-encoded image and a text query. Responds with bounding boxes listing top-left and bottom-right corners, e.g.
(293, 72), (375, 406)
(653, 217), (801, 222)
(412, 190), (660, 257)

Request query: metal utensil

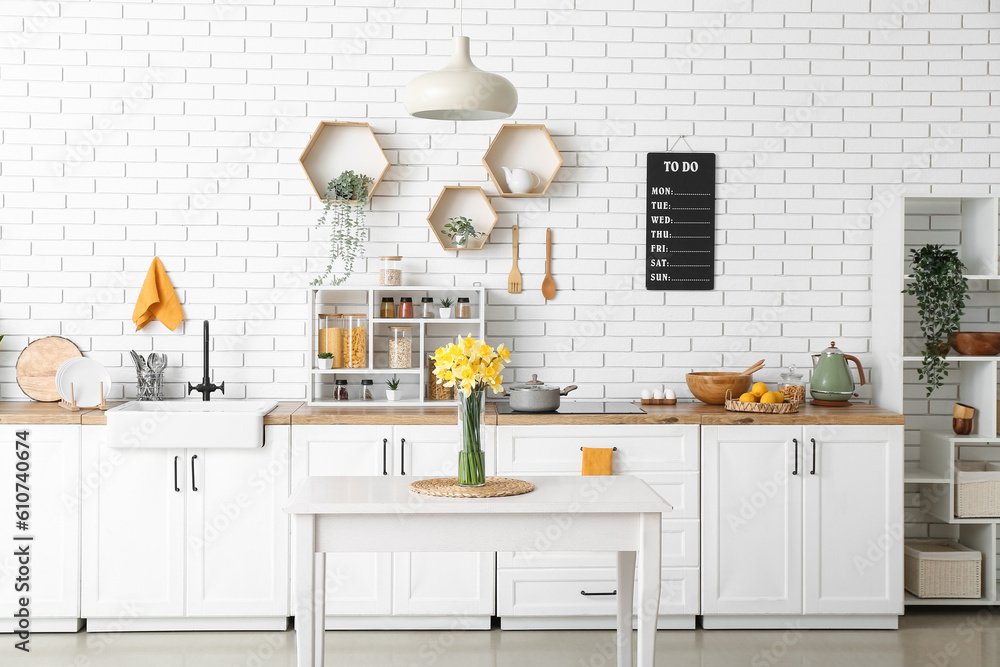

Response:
(149, 352), (167, 373)
(541, 227), (556, 300)
(135, 352), (148, 372)
(507, 225), (522, 294)
(129, 350), (144, 372)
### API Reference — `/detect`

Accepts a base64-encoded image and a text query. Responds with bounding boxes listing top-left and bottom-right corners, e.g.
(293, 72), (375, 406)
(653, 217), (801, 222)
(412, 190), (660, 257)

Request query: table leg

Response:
(636, 513), (661, 667)
(314, 553), (326, 667)
(617, 550), (637, 667)
(294, 515), (316, 667)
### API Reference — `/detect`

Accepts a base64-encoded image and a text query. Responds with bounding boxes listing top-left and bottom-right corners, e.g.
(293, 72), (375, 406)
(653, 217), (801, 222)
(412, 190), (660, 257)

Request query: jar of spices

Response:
(780, 365), (806, 404)
(397, 297), (414, 319)
(379, 297), (395, 320)
(420, 296), (435, 319)
(317, 313), (343, 369)
(388, 326), (413, 369)
(334, 379), (349, 401)
(379, 256), (402, 286)
(341, 314), (368, 368)
(456, 297), (471, 319)
(360, 379), (375, 401)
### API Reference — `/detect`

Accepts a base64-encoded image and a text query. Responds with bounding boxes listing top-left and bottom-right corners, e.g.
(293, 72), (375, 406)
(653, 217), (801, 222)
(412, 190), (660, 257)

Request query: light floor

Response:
(3, 609), (999, 666)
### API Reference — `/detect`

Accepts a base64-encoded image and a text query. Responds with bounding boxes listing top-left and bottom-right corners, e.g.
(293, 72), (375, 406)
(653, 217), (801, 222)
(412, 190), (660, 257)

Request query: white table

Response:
(285, 475), (670, 667)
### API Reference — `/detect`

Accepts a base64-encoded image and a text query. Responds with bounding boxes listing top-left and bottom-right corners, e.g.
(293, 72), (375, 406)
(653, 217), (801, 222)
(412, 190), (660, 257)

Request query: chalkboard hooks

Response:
(668, 135), (694, 152)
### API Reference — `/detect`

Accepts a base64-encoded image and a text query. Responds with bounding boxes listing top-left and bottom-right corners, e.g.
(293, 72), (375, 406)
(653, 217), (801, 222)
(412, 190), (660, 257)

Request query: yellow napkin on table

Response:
(581, 447), (614, 476)
(132, 257), (184, 331)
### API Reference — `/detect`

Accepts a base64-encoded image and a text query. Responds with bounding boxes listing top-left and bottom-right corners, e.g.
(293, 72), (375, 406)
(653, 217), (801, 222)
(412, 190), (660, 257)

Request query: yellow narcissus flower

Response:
(432, 335), (509, 397)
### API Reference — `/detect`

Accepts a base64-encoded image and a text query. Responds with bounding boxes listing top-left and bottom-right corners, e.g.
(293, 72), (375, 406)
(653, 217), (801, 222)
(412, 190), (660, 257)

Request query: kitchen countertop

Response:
(0, 401), (304, 426)
(292, 403), (497, 425)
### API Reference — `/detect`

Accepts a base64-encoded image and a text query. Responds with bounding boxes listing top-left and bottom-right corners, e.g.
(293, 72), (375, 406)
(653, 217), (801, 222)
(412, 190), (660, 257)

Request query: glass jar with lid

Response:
(341, 314), (368, 368)
(780, 365), (806, 404)
(360, 379), (375, 401)
(317, 313), (343, 369)
(397, 297), (414, 318)
(334, 379), (349, 401)
(420, 296), (435, 319)
(388, 326), (413, 369)
(456, 297), (471, 319)
(379, 256), (402, 286)
(379, 297), (395, 319)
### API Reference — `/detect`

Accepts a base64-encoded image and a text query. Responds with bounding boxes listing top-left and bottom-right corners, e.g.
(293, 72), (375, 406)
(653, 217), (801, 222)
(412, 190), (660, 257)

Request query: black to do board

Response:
(645, 152), (716, 290)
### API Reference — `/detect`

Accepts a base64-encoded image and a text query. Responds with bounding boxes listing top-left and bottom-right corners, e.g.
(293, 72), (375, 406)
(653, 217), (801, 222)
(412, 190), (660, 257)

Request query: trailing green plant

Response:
(439, 297), (453, 308)
(385, 375), (401, 390)
(903, 244), (970, 396)
(441, 216), (483, 247)
(312, 170), (375, 286)
(317, 352), (333, 359)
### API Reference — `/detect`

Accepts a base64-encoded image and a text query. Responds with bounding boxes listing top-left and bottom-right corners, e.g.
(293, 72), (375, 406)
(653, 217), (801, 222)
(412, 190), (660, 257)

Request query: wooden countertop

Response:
(0, 401), (304, 425)
(291, 403), (497, 426)
(638, 402), (905, 426)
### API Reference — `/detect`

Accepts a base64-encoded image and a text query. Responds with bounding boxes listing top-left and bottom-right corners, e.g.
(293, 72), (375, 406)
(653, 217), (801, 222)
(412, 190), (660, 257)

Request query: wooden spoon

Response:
(740, 359), (765, 376)
(541, 227), (556, 300)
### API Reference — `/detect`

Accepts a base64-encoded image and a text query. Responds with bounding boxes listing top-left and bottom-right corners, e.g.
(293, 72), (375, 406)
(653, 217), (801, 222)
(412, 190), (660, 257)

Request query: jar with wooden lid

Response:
(317, 313), (343, 369)
(388, 326), (412, 369)
(341, 314), (368, 368)
(456, 297), (471, 319)
(379, 256), (402, 286)
(780, 365), (806, 404)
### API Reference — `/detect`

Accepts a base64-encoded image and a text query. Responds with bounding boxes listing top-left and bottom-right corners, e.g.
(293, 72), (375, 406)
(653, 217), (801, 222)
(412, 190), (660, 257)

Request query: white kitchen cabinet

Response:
(0, 425), (82, 633)
(82, 425), (290, 630)
(701, 424), (903, 628)
(291, 424), (495, 628)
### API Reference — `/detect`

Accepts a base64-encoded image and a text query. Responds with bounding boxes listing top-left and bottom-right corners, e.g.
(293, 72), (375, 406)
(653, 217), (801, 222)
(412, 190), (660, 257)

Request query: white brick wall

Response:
(1, 0), (999, 405)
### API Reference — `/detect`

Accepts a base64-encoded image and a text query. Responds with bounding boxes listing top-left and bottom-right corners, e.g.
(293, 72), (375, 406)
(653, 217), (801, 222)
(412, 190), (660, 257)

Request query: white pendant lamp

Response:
(403, 3), (517, 121)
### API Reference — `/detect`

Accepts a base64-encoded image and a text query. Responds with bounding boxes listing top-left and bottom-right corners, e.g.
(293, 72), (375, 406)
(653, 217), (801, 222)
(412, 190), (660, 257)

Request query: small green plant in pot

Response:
(385, 375), (401, 401)
(317, 352), (334, 370)
(903, 244), (970, 396)
(441, 216), (484, 249)
(439, 297), (453, 319)
(312, 170), (375, 286)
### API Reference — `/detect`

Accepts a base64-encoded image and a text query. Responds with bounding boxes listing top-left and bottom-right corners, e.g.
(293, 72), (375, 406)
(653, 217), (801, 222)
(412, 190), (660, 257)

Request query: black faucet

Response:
(188, 319), (224, 401)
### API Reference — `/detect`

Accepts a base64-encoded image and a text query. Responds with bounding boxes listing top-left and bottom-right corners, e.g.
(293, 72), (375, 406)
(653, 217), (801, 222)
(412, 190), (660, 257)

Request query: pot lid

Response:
(508, 374), (557, 392)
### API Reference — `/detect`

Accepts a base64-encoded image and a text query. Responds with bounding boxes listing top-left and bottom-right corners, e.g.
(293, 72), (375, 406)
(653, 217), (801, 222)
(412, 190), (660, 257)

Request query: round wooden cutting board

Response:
(16, 337), (83, 402)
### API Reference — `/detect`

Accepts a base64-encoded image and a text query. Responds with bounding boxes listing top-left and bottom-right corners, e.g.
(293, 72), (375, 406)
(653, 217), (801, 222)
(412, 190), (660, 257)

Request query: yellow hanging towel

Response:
(132, 256), (184, 331)
(581, 447), (614, 476)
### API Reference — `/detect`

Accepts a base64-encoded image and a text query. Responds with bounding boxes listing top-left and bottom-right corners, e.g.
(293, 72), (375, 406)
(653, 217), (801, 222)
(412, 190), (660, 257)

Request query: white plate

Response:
(57, 358), (112, 407)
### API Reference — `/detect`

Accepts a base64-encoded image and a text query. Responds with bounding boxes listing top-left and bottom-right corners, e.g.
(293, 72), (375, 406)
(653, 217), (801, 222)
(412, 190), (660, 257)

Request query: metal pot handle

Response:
(560, 385), (579, 396)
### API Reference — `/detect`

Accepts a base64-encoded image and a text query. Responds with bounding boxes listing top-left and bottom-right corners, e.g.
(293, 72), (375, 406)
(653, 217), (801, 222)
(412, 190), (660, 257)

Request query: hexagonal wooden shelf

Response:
(482, 124), (563, 197)
(427, 186), (498, 251)
(299, 121), (391, 201)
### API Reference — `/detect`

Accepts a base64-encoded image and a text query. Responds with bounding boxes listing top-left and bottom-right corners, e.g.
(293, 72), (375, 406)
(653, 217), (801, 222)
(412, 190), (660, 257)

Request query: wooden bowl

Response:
(948, 332), (1000, 356)
(686, 372), (753, 405)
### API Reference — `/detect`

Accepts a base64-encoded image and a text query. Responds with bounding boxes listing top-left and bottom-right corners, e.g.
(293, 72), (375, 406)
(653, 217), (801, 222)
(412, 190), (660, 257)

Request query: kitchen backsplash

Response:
(1, 0), (997, 407)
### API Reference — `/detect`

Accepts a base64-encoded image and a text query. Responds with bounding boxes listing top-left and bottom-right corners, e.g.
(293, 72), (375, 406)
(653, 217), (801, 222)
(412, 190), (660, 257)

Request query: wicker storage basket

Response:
(954, 461), (1000, 518)
(724, 390), (799, 414)
(904, 540), (982, 599)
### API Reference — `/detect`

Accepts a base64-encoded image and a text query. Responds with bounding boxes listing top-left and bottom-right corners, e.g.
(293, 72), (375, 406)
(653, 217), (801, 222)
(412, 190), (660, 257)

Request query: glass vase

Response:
(458, 387), (486, 487)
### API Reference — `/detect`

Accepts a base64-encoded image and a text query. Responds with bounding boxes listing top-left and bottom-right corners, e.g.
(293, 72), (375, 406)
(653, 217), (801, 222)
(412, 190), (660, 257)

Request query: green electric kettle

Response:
(810, 341), (866, 402)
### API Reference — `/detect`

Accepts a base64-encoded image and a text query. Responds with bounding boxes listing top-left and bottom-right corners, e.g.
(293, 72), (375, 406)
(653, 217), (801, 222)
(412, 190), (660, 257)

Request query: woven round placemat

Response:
(409, 477), (534, 498)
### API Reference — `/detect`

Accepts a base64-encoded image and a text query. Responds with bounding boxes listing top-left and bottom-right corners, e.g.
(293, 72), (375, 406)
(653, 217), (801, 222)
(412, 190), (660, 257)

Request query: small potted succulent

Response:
(317, 352), (334, 370)
(441, 216), (484, 249)
(439, 297), (453, 319)
(385, 375), (401, 401)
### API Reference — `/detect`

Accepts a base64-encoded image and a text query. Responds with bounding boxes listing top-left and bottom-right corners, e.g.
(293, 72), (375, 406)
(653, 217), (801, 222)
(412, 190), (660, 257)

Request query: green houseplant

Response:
(439, 297), (453, 319)
(317, 352), (334, 370)
(903, 244), (970, 396)
(385, 375), (401, 402)
(441, 216), (483, 249)
(312, 170), (375, 286)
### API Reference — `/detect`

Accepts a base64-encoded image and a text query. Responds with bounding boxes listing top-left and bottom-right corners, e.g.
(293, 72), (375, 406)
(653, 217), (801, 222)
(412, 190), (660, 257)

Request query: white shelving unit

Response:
(874, 193), (1000, 606)
(308, 286), (486, 406)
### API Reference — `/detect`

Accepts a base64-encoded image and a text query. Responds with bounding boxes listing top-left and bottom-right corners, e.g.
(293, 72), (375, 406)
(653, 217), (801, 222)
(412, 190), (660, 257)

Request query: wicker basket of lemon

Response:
(724, 382), (800, 414)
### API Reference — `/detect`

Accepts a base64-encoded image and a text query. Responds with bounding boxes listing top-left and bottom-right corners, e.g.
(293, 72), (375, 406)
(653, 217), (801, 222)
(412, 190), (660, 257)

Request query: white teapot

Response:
(501, 167), (540, 194)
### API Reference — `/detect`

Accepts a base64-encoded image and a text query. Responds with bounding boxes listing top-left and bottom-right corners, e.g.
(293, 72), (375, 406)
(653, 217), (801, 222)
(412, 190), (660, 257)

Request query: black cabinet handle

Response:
(400, 438), (406, 476)
(382, 438), (388, 476)
(174, 456), (180, 492)
(792, 439), (798, 476)
(810, 438), (817, 475)
(191, 454), (198, 491)
(580, 590), (617, 596)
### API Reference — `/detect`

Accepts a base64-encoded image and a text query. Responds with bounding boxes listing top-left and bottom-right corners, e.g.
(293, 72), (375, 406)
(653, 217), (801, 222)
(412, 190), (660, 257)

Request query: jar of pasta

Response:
(341, 314), (368, 368)
(317, 313), (343, 369)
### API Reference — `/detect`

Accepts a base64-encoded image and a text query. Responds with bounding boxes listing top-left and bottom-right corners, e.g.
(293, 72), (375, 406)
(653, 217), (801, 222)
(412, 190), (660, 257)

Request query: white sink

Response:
(106, 400), (279, 449)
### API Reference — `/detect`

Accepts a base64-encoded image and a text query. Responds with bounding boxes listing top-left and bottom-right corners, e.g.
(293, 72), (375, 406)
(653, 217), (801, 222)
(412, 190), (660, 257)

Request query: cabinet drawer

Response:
(497, 425), (698, 474)
(497, 567), (699, 616)
(498, 519), (699, 569)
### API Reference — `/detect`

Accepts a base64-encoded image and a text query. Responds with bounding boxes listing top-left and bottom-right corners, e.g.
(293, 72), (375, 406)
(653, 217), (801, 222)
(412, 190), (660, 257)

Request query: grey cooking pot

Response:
(503, 374), (578, 412)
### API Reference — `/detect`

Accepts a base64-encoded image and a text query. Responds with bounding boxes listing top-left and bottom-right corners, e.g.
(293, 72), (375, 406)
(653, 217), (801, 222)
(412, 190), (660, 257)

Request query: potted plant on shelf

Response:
(439, 297), (453, 319)
(441, 216), (484, 249)
(903, 244), (970, 396)
(312, 170), (375, 286)
(385, 375), (401, 401)
(317, 352), (334, 370)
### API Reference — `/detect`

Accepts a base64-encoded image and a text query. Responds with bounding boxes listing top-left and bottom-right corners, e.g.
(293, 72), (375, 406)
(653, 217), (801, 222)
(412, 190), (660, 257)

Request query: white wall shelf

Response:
(308, 286), (486, 406)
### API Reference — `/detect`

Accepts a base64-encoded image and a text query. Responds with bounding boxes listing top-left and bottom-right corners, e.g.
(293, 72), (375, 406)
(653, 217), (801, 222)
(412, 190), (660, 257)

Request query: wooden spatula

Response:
(507, 225), (522, 294)
(740, 359), (765, 375)
(541, 227), (556, 300)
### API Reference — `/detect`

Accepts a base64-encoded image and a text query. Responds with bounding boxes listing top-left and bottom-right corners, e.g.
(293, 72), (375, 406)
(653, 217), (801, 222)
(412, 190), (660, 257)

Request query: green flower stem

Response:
(458, 387), (485, 486)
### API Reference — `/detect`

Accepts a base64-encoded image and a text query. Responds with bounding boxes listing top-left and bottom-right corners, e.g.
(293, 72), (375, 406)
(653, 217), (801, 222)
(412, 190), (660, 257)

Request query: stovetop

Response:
(494, 401), (644, 415)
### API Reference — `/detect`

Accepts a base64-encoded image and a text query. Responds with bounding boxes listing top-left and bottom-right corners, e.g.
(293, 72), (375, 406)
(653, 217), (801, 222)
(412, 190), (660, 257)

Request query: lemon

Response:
(760, 391), (784, 404)
(751, 382), (769, 398)
(738, 392), (757, 403)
